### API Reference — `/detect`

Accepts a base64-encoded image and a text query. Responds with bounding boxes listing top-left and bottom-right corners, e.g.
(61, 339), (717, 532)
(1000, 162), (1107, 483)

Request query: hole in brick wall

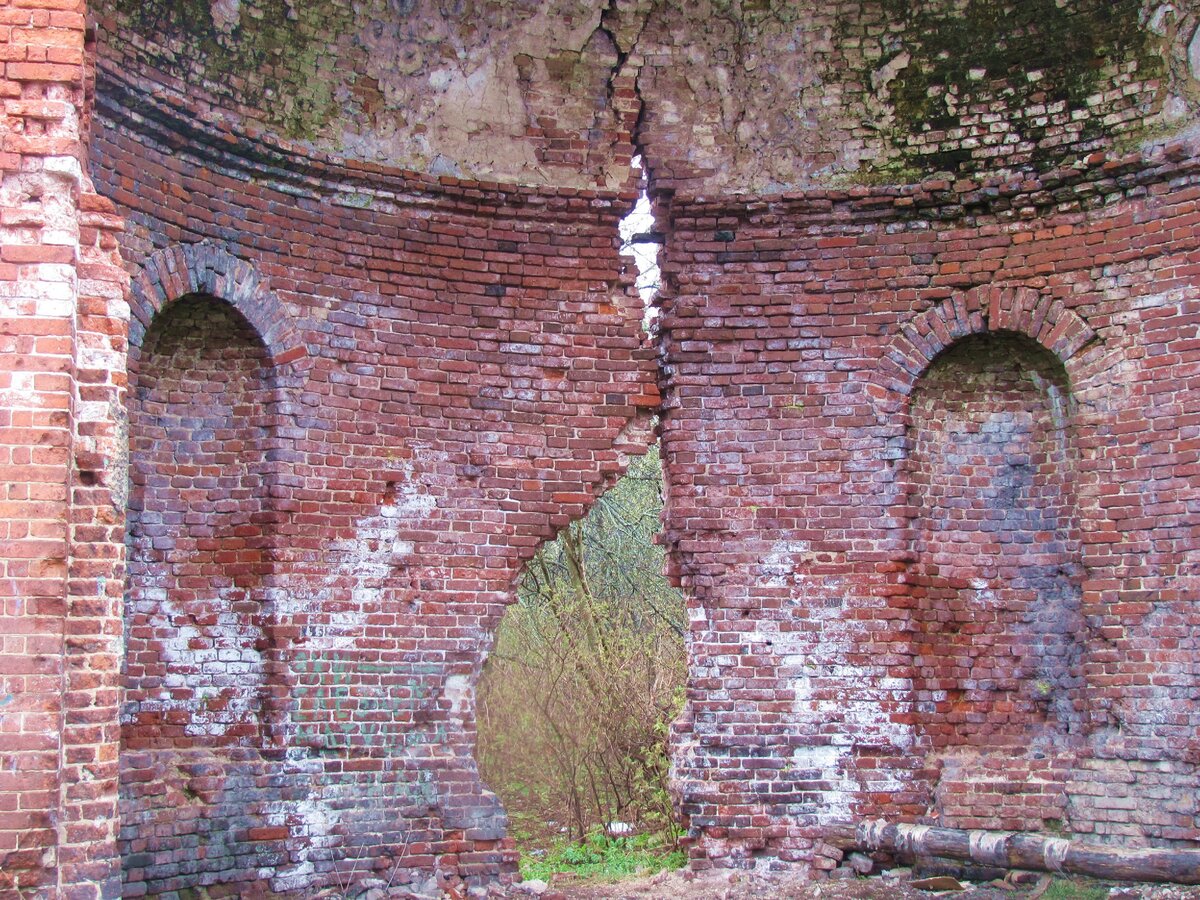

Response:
(475, 443), (686, 866)
(905, 332), (1084, 751)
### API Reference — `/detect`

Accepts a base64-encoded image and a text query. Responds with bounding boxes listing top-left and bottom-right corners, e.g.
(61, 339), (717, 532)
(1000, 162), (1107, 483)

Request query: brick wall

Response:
(124, 296), (279, 751)
(88, 0), (1194, 194)
(636, 0), (1185, 193)
(907, 333), (1083, 752)
(89, 72), (658, 894)
(659, 143), (1200, 868)
(88, 0), (641, 191)
(1, 0), (1198, 893)
(0, 1), (127, 895)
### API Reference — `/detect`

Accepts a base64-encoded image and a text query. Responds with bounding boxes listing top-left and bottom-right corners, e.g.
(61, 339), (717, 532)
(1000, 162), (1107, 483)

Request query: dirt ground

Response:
(510, 869), (1200, 900)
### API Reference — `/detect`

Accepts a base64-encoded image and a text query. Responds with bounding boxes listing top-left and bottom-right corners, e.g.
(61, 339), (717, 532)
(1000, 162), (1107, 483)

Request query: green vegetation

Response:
(1042, 878), (1112, 900)
(881, 0), (1154, 130)
(477, 445), (686, 879)
(1109, 116), (1187, 156)
(836, 0), (1164, 177)
(520, 830), (686, 883)
(829, 158), (924, 188)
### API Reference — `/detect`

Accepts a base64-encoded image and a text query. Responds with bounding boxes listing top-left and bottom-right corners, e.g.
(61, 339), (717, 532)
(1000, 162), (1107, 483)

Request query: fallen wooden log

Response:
(825, 820), (1200, 885)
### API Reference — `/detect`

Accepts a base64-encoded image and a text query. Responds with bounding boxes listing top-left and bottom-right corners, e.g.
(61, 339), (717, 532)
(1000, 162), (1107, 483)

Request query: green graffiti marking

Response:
(291, 651), (448, 753)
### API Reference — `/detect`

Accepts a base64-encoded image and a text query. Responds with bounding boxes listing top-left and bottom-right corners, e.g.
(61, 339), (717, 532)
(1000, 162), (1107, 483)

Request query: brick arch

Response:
(869, 285), (1099, 416)
(127, 242), (308, 371)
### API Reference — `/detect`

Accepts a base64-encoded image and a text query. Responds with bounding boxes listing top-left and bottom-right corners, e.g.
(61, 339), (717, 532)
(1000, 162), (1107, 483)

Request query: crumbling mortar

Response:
(667, 135), (1200, 230)
(26, 1), (1200, 888)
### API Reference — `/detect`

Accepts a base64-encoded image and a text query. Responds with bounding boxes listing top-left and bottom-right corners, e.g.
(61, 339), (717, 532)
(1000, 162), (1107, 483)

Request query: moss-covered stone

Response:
(830, 158), (924, 187)
(885, 0), (1136, 125)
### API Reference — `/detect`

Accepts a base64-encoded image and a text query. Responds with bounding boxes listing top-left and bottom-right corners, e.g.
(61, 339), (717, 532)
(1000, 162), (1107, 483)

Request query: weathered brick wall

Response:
(636, 0), (1195, 192)
(907, 333), (1083, 752)
(2, 0), (1199, 893)
(125, 296), (279, 752)
(0, 1), (127, 895)
(88, 0), (642, 190)
(659, 142), (1200, 868)
(63, 172), (127, 900)
(89, 70), (658, 894)
(119, 296), (285, 893)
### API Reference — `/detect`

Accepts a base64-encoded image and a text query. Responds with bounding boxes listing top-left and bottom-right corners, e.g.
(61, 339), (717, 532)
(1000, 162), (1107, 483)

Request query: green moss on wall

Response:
(852, 0), (1165, 177)
(104, 0), (354, 141)
(829, 157), (924, 187)
(884, 0), (1147, 126)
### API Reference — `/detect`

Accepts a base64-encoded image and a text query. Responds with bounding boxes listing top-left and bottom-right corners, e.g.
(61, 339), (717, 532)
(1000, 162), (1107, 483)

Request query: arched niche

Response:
(123, 293), (282, 750)
(904, 331), (1084, 748)
(120, 246), (307, 894)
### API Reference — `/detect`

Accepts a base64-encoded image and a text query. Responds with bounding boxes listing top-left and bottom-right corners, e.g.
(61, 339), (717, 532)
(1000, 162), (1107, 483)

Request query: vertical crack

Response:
(595, 0), (653, 183)
(597, 0), (662, 325)
(619, 168), (662, 330)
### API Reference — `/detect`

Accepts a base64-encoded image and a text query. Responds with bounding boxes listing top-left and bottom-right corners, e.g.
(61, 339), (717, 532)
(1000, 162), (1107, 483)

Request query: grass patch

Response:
(520, 831), (685, 883)
(1042, 878), (1111, 900)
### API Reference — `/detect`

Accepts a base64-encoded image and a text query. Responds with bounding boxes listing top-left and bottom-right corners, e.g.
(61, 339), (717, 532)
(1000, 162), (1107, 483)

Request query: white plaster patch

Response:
(42, 155), (82, 182)
(270, 862), (316, 893)
(760, 539), (813, 587)
(1109, 600), (1199, 733)
(787, 681), (907, 830)
(766, 547), (917, 825)
(271, 463), (435, 651)
(1147, 4), (1177, 36)
(790, 744), (854, 822)
(443, 674), (471, 725)
(0, 373), (45, 411)
(1163, 93), (1190, 121)
(124, 586), (266, 740)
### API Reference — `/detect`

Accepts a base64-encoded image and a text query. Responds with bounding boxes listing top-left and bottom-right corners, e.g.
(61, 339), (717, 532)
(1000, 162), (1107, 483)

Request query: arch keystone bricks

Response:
(875, 284), (1100, 410)
(127, 242), (308, 372)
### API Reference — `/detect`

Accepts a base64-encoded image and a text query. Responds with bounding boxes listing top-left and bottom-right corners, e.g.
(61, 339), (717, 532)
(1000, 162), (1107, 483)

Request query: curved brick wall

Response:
(903, 334), (1085, 833)
(88, 0), (641, 190)
(2, 0), (1199, 893)
(660, 145), (1200, 867)
(636, 0), (1199, 191)
(122, 290), (298, 892)
(907, 333), (1083, 752)
(89, 0), (1200, 192)
(87, 57), (658, 891)
(125, 296), (278, 751)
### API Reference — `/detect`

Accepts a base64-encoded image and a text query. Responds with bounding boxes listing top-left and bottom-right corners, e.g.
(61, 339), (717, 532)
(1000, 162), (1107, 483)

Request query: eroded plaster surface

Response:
(94, 0), (1200, 191)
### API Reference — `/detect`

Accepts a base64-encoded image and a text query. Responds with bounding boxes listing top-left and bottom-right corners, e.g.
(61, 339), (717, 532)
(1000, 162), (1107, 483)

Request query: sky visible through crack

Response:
(619, 157), (661, 330)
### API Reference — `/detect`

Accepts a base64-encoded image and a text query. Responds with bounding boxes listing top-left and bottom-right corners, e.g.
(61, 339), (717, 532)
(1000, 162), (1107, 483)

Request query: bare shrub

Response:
(477, 445), (685, 845)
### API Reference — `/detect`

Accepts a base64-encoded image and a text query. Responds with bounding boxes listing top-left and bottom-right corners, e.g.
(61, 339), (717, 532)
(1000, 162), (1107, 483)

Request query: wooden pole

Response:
(826, 821), (1200, 885)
